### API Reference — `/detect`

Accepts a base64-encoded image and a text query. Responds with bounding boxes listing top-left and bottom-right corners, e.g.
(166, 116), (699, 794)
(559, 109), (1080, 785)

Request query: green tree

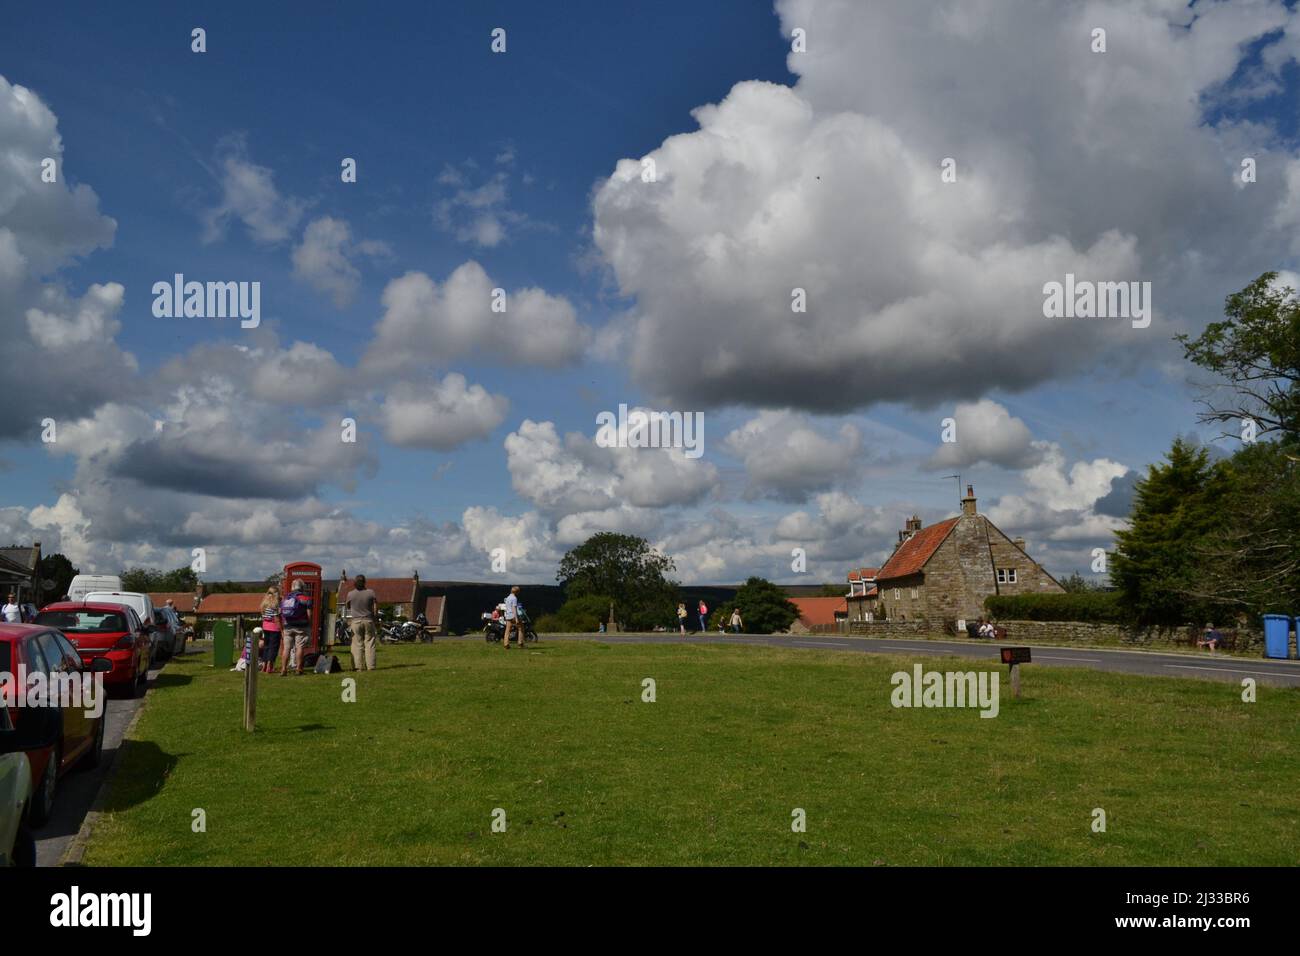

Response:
(1060, 572), (1106, 593)
(729, 577), (799, 634)
(534, 593), (613, 633)
(38, 552), (79, 599)
(1188, 439), (1300, 617)
(556, 533), (676, 630)
(120, 565), (199, 593)
(1177, 272), (1300, 443)
(1110, 438), (1229, 626)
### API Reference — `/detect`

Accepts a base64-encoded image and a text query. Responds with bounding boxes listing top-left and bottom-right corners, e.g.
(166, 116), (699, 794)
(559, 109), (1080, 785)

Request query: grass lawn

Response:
(83, 639), (1300, 866)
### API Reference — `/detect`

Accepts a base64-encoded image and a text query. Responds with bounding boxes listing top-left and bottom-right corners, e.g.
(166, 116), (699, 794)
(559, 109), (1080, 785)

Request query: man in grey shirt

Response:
(347, 574), (379, 671)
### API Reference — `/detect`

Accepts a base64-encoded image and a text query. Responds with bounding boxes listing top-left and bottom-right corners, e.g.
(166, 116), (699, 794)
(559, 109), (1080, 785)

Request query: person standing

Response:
(259, 587), (283, 673)
(677, 603), (687, 635)
(697, 599), (708, 633)
(346, 574), (378, 671)
(730, 607), (743, 633)
(502, 585), (523, 648)
(279, 579), (313, 676)
(2, 594), (20, 623)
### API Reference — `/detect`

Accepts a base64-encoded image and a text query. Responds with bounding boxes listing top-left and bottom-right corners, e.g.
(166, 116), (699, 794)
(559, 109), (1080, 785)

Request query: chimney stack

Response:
(961, 484), (977, 517)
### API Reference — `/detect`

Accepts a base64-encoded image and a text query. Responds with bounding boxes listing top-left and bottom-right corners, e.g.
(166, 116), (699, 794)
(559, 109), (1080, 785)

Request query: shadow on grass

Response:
(99, 740), (182, 814)
(150, 671), (194, 690)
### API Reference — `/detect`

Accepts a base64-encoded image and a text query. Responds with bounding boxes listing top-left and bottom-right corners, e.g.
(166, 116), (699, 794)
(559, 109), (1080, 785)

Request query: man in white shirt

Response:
(2, 594), (20, 623)
(502, 586), (523, 649)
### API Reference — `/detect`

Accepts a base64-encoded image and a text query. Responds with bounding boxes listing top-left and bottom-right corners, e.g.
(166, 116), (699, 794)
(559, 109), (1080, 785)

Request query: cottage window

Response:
(893, 587), (900, 601)
(910, 587), (919, 599)
(996, 568), (1018, 584)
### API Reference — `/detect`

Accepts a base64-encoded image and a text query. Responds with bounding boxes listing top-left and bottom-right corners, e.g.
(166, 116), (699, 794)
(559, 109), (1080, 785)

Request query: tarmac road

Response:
(540, 631), (1300, 688)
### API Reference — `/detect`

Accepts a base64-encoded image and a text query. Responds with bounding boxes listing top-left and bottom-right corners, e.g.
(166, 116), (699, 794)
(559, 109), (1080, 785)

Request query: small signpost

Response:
(243, 623), (258, 732)
(1000, 646), (1031, 699)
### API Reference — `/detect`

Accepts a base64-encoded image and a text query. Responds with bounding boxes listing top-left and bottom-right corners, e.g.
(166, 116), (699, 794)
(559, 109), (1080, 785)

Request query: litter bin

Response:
(212, 620), (235, 668)
(1262, 614), (1289, 659)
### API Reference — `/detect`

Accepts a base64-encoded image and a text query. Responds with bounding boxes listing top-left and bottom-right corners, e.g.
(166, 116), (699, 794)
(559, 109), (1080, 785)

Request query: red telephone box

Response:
(282, 561), (324, 654)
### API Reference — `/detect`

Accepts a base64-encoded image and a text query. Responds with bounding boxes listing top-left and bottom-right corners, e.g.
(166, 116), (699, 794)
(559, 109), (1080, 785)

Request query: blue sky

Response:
(3, 0), (1299, 584)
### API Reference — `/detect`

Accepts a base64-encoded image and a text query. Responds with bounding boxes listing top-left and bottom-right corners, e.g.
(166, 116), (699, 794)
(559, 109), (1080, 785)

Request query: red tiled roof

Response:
(789, 597), (847, 628)
(341, 577), (415, 604)
(195, 592), (267, 614)
(149, 592), (198, 613)
(847, 567), (879, 582)
(876, 517), (960, 582)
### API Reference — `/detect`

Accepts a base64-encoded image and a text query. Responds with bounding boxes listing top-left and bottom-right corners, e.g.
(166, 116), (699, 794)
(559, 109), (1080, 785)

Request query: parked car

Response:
(82, 591), (167, 659)
(0, 708), (36, 866)
(34, 602), (151, 697)
(66, 574), (123, 603)
(154, 605), (186, 657)
(0, 623), (111, 826)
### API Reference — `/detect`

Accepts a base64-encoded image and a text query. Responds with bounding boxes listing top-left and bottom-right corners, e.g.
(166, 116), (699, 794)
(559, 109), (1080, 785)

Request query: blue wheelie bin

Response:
(1262, 614), (1289, 659)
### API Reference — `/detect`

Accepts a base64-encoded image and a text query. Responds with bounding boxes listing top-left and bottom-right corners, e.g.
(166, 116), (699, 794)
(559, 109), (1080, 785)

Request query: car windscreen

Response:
(35, 610), (128, 633)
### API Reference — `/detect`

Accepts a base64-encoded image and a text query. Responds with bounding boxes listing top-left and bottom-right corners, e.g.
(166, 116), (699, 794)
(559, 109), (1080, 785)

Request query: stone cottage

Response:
(874, 485), (1062, 624)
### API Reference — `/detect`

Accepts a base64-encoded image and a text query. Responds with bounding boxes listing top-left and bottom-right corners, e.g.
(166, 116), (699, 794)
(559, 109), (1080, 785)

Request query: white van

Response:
(67, 574), (123, 603)
(83, 591), (172, 659)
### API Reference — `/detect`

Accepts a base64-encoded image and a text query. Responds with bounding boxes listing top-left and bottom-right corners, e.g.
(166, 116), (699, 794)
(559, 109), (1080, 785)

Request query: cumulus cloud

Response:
(200, 138), (306, 244)
(723, 410), (864, 501)
(434, 159), (536, 247)
(362, 261), (585, 372)
(504, 418), (719, 517)
(0, 74), (133, 440)
(379, 374), (509, 449)
(291, 216), (390, 308)
(591, 0), (1300, 412)
(926, 399), (1042, 470)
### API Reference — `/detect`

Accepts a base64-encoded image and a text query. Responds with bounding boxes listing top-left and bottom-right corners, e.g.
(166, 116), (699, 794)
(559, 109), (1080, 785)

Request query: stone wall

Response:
(845, 617), (1270, 654)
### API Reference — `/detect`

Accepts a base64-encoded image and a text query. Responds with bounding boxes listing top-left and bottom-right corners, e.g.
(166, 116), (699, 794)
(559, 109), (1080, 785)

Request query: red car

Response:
(0, 623), (111, 825)
(35, 602), (151, 697)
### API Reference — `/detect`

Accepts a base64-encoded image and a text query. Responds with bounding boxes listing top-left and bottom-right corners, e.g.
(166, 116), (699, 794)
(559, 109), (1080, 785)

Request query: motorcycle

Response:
(482, 607), (538, 644)
(380, 619), (427, 643)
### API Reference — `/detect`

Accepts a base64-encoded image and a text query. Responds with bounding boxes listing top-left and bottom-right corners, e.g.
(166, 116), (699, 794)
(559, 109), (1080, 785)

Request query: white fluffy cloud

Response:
(723, 410), (864, 500)
(363, 262), (586, 372)
(926, 399), (1041, 470)
(379, 374), (509, 449)
(291, 216), (390, 308)
(200, 139), (306, 244)
(591, 0), (1300, 412)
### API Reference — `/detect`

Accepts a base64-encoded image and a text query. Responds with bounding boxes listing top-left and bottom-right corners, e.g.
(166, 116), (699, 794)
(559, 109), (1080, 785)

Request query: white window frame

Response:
(893, 587), (900, 600)
(997, 568), (1018, 584)
(910, 587), (919, 599)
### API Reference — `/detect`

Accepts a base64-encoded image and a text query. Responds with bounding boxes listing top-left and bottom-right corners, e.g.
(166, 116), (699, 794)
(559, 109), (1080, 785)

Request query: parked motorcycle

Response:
(380, 619), (429, 643)
(482, 607), (538, 644)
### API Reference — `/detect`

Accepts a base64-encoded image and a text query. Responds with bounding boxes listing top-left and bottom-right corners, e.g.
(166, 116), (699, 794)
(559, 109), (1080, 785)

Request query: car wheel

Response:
(12, 819), (35, 866)
(28, 747), (59, 826)
(80, 714), (106, 770)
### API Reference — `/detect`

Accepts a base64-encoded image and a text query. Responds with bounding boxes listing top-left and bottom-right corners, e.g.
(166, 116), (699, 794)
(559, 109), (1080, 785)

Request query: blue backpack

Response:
(281, 592), (311, 624)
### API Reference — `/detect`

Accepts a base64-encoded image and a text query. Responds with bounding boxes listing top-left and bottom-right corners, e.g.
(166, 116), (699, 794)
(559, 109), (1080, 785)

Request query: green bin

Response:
(212, 620), (235, 668)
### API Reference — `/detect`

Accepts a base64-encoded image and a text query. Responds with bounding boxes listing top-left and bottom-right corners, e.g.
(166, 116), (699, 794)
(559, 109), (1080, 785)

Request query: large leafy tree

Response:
(120, 565), (200, 593)
(1188, 439), (1300, 618)
(556, 533), (676, 630)
(1110, 438), (1229, 626)
(37, 552), (79, 599)
(730, 577), (799, 635)
(1177, 272), (1300, 443)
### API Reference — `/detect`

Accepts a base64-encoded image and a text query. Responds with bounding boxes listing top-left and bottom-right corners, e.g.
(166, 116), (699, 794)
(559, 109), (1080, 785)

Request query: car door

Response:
(35, 630), (89, 769)
(127, 608), (150, 671)
(53, 632), (98, 745)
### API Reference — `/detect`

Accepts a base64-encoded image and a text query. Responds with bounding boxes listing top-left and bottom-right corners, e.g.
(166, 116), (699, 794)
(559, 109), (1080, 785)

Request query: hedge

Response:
(983, 591), (1123, 624)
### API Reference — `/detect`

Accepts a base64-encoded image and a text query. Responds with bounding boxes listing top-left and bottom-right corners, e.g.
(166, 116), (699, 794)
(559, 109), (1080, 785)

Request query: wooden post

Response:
(243, 622), (257, 732)
(1010, 663), (1021, 699)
